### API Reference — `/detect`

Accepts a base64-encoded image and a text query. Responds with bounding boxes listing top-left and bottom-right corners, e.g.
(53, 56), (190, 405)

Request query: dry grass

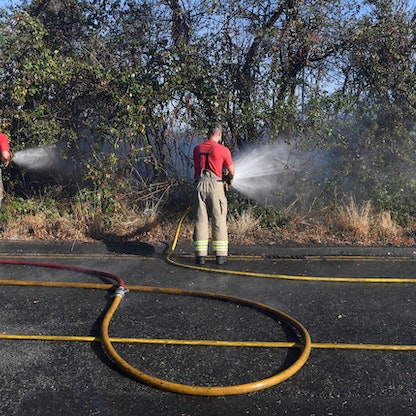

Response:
(333, 198), (373, 242)
(329, 197), (407, 245)
(228, 207), (260, 243)
(373, 211), (402, 244)
(3, 211), (90, 241)
(1, 194), (415, 247)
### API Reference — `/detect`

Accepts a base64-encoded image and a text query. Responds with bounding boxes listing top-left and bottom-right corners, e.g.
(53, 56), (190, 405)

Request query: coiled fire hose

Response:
(0, 207), (313, 396)
(4, 205), (416, 395)
(0, 259), (311, 396)
(101, 286), (311, 396)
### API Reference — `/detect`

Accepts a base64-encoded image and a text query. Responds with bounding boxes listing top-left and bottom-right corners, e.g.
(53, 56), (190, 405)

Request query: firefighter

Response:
(0, 132), (11, 210)
(192, 122), (235, 265)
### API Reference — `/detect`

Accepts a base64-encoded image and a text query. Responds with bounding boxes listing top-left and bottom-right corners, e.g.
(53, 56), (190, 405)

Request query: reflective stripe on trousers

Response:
(193, 170), (228, 256)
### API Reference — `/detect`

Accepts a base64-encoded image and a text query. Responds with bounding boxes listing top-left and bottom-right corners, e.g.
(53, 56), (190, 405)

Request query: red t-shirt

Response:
(193, 140), (233, 179)
(0, 133), (10, 153)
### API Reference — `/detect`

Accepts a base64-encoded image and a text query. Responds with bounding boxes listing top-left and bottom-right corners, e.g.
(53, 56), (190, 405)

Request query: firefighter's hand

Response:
(223, 174), (234, 186)
(0, 151), (12, 169)
(223, 175), (233, 194)
(0, 160), (9, 169)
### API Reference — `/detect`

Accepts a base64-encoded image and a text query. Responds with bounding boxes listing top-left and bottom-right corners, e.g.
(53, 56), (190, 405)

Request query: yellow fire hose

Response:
(0, 278), (311, 396)
(100, 287), (311, 396)
(166, 207), (416, 284)
(0, 212), (312, 396)
(2, 206), (416, 396)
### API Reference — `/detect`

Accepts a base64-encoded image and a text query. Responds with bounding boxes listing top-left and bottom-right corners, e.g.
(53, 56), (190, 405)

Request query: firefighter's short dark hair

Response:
(208, 122), (223, 137)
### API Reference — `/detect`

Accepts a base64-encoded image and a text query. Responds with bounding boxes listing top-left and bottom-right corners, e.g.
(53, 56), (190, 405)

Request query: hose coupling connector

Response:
(113, 286), (129, 299)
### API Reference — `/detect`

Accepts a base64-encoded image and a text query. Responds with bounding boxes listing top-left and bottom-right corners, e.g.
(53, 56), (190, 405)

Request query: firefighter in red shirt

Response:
(0, 132), (11, 209)
(193, 122), (235, 265)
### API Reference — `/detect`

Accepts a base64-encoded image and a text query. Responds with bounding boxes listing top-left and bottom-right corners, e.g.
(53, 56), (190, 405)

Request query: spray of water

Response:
(232, 142), (325, 205)
(12, 145), (65, 171)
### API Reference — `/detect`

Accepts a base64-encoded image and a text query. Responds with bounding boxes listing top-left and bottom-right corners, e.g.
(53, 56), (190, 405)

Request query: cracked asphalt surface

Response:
(1, 241), (415, 416)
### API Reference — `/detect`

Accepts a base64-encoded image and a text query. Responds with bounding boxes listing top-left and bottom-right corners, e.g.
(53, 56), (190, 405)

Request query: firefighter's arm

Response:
(224, 163), (235, 184)
(0, 150), (11, 169)
(222, 163), (235, 192)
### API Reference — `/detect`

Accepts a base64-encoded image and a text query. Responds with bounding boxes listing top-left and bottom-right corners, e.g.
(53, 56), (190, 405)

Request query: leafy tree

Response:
(327, 0), (416, 219)
(0, 2), (151, 195)
(1, 0), (416, 222)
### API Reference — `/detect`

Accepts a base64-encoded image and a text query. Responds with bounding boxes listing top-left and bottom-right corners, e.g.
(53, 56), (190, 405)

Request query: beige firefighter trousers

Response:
(0, 170), (4, 209)
(193, 169), (228, 257)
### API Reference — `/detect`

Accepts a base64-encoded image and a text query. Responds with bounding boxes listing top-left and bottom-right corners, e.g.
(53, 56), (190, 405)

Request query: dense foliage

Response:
(0, 0), (416, 222)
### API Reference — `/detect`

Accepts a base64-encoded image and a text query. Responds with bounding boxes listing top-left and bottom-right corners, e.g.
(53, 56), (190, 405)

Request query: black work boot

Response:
(196, 256), (206, 265)
(216, 256), (227, 265)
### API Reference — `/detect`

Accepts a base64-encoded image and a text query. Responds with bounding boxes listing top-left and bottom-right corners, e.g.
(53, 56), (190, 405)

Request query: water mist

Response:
(12, 146), (64, 170)
(232, 142), (326, 206)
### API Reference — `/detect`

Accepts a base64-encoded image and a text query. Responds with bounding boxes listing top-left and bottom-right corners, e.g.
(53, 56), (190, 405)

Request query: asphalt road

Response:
(1, 241), (415, 416)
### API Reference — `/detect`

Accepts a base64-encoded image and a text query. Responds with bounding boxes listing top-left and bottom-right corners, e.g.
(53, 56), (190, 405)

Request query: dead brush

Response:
(335, 197), (372, 241)
(373, 211), (402, 243)
(229, 208), (260, 242)
(4, 211), (88, 241)
(0, 191), (412, 246)
(333, 197), (405, 244)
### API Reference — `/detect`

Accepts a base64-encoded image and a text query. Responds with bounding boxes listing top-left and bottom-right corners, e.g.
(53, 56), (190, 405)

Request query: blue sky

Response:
(1, 0), (416, 6)
(1, 0), (416, 15)
(1, 0), (416, 9)
(0, 1), (19, 8)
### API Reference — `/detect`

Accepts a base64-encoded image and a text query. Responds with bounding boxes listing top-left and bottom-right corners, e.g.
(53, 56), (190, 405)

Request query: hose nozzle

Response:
(0, 151), (13, 169)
